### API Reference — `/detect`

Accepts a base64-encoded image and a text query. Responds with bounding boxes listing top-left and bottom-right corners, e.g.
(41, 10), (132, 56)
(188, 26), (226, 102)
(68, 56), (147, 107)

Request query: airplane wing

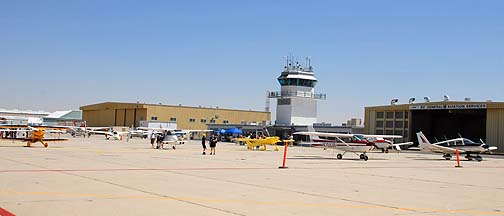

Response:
(89, 131), (113, 135)
(137, 127), (175, 131)
(361, 134), (402, 139)
(2, 137), (68, 142)
(36, 138), (68, 142)
(429, 144), (463, 154)
(391, 142), (413, 151)
(293, 132), (354, 138)
(0, 129), (31, 132)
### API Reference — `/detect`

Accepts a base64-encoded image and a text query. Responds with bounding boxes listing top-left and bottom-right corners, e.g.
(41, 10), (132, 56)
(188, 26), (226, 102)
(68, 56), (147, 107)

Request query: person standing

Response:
(209, 134), (218, 155)
(149, 131), (156, 149)
(201, 134), (207, 155)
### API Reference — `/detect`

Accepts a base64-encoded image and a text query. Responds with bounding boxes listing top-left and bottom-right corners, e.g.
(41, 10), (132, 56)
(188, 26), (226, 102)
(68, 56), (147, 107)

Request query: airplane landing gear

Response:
(465, 154), (483, 162)
(443, 154), (452, 160)
(475, 155), (483, 162)
(359, 154), (369, 161)
(337, 154), (343, 160)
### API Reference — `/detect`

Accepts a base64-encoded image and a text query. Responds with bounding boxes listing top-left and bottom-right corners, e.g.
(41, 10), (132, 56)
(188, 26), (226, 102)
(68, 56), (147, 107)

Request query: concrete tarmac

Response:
(1, 136), (503, 215)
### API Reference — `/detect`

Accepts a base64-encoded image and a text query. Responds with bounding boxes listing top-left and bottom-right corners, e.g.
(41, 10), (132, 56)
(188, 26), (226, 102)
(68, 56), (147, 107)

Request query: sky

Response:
(1, 0), (503, 125)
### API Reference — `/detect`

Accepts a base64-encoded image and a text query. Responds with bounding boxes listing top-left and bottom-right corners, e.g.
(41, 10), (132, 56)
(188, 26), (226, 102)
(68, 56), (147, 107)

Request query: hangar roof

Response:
(80, 102), (270, 114)
(365, 101), (504, 111)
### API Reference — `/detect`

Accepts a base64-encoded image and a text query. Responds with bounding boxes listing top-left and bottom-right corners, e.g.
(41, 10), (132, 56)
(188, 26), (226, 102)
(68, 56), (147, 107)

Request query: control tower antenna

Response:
(265, 91), (271, 112)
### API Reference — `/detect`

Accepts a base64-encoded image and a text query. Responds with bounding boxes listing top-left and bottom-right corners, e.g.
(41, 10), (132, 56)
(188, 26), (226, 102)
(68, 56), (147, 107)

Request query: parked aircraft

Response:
(416, 131), (498, 162)
(234, 136), (294, 151)
(91, 130), (129, 140)
(0, 125), (68, 147)
(294, 132), (411, 161)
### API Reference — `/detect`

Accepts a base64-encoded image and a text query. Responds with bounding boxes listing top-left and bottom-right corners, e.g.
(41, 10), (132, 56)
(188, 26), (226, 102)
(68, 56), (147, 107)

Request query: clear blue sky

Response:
(1, 0), (503, 124)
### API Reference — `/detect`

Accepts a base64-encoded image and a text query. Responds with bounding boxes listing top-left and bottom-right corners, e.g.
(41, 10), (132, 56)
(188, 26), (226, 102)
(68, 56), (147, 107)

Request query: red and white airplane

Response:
(294, 131), (412, 161)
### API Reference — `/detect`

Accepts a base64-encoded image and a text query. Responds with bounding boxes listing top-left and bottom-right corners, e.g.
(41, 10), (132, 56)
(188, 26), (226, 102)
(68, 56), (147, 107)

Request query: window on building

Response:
(385, 121), (393, 128)
(385, 130), (393, 135)
(151, 116), (158, 121)
(376, 112), (384, 119)
(210, 119), (216, 123)
(395, 121), (403, 128)
(404, 121), (408, 128)
(405, 112), (409, 119)
(376, 129), (384, 135)
(386, 112), (394, 119)
(200, 118), (207, 123)
(394, 129), (403, 136)
(223, 120), (229, 124)
(404, 130), (409, 138)
(376, 120), (384, 128)
(189, 118), (196, 123)
(395, 112), (404, 119)
(170, 117), (177, 122)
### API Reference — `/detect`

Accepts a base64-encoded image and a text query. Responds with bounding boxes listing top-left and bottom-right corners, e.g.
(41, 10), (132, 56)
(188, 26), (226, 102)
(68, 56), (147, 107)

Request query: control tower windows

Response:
(278, 78), (317, 87)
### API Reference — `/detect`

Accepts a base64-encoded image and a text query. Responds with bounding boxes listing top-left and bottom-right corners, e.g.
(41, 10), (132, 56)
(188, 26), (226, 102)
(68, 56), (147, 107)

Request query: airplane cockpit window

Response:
(462, 138), (478, 145)
(354, 135), (364, 141)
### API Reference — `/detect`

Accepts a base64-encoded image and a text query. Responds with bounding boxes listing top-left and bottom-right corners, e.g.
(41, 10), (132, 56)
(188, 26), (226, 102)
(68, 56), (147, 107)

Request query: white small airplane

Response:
(138, 127), (211, 149)
(294, 132), (412, 161)
(90, 130), (129, 140)
(416, 132), (498, 162)
(67, 126), (113, 138)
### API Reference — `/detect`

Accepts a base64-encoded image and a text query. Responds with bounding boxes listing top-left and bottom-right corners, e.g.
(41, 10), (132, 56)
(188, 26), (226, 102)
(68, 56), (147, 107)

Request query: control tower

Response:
(268, 57), (326, 125)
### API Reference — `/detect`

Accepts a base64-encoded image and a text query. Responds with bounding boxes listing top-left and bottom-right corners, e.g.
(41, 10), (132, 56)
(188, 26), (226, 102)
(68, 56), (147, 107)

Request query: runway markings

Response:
(2, 165), (503, 174)
(0, 189), (502, 215)
(0, 207), (15, 216)
(0, 167), (273, 173)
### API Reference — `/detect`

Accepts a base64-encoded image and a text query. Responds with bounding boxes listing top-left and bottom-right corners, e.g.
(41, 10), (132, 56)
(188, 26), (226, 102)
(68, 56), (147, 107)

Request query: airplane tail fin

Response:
(416, 131), (431, 151)
(307, 125), (319, 141)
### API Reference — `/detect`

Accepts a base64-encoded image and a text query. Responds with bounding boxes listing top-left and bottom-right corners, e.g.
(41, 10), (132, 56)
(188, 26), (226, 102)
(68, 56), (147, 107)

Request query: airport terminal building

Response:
(80, 102), (270, 130)
(364, 101), (504, 152)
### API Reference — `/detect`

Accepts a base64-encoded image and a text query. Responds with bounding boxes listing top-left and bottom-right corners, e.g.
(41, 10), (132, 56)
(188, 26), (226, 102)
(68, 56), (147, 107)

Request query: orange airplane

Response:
(0, 125), (68, 147)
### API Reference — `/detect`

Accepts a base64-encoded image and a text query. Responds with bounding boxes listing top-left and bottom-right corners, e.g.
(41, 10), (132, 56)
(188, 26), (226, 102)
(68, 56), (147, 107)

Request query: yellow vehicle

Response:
(0, 125), (68, 147)
(235, 136), (294, 151)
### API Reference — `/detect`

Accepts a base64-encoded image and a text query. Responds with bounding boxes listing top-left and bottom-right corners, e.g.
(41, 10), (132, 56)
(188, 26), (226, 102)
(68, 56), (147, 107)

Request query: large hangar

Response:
(80, 102), (270, 130)
(364, 101), (504, 153)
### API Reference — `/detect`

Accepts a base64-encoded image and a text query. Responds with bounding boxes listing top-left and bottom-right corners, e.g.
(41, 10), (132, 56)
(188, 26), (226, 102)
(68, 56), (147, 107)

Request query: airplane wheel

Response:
(337, 154), (342, 160)
(476, 156), (483, 162)
(363, 155), (369, 161)
(381, 149), (385, 153)
(385, 149), (389, 153)
(445, 157), (451, 160)
(359, 154), (365, 160)
(466, 155), (473, 161)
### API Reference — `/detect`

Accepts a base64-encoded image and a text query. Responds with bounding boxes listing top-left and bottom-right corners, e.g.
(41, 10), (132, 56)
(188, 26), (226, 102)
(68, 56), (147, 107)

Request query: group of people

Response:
(201, 133), (218, 155)
(148, 131), (218, 154)
(149, 130), (174, 149)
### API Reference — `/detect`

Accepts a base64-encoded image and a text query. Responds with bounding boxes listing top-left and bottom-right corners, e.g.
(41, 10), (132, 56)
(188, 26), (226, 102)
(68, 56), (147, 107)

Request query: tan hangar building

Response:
(80, 102), (270, 130)
(364, 100), (504, 152)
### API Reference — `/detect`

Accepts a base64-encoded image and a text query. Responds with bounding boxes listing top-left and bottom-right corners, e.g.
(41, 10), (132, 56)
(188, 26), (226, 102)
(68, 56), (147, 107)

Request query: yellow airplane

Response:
(0, 125), (68, 147)
(234, 136), (294, 151)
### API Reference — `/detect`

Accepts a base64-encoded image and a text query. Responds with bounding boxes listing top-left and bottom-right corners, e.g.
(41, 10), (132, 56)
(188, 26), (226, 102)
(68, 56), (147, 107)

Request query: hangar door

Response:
(411, 109), (486, 142)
